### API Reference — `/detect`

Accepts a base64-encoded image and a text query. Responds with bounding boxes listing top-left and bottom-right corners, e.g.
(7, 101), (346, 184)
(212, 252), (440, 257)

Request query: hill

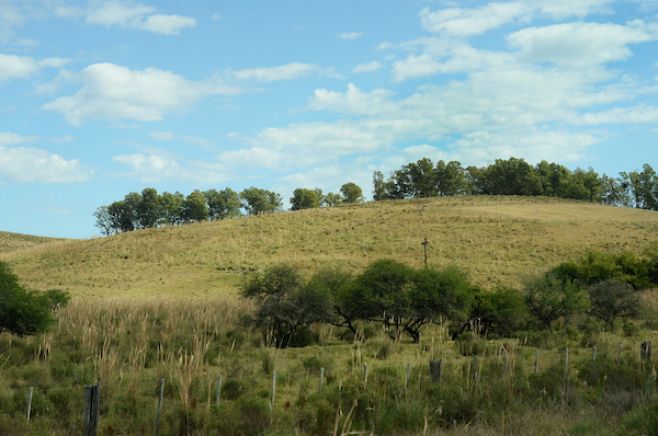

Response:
(2, 196), (658, 298)
(0, 231), (63, 255)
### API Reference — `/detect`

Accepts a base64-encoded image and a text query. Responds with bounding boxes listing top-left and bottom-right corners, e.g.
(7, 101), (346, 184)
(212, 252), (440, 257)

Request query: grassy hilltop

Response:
(2, 195), (658, 298)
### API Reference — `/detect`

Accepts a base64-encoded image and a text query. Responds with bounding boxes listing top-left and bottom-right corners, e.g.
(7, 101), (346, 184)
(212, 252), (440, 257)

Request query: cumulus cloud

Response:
(42, 63), (239, 125)
(419, 0), (615, 38)
(114, 152), (227, 183)
(0, 53), (68, 82)
(309, 83), (395, 115)
(508, 22), (653, 68)
(0, 132), (91, 183)
(392, 54), (442, 81)
(86, 1), (196, 34)
(231, 63), (318, 82)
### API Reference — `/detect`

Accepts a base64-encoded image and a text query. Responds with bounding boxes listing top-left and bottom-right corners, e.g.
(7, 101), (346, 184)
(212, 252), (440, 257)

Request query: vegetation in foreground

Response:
(1, 251), (658, 434)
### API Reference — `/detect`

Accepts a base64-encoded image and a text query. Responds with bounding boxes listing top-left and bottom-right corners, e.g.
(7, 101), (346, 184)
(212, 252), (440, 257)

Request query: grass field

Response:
(2, 196), (658, 298)
(2, 196), (658, 434)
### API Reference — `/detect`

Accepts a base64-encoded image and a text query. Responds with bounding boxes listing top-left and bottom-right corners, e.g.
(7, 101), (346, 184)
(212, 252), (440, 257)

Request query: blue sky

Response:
(1, 0), (657, 238)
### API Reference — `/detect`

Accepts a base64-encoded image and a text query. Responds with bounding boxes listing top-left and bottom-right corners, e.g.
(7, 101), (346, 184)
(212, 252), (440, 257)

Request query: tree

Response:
(481, 158), (543, 196)
(436, 160), (466, 196)
(322, 192), (342, 207)
(240, 187), (283, 215)
(107, 200), (136, 232)
(205, 188), (241, 220)
(373, 171), (387, 201)
(306, 268), (357, 334)
(525, 276), (589, 329)
(471, 288), (528, 337)
(94, 206), (114, 236)
(588, 280), (639, 331)
(181, 190), (209, 222)
(290, 188), (323, 210)
(350, 259), (413, 341)
(159, 191), (184, 225)
(0, 262), (68, 336)
(242, 264), (331, 347)
(137, 187), (161, 228)
(340, 182), (364, 203)
(406, 266), (474, 342)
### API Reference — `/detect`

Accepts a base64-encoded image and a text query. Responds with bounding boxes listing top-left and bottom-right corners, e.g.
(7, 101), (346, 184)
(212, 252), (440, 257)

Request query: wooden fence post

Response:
(563, 348), (570, 404)
(154, 378), (165, 436)
(641, 341), (652, 363)
(534, 349), (539, 375)
(429, 360), (442, 384)
(83, 383), (100, 436)
(363, 364), (369, 386)
(405, 363), (411, 390)
(215, 375), (222, 406)
(26, 387), (34, 421)
(319, 367), (325, 389)
(271, 370), (277, 407)
(592, 346), (597, 371)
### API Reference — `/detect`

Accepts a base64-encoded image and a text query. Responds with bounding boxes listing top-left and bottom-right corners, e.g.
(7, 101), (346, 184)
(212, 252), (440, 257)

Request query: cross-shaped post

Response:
(422, 238), (429, 268)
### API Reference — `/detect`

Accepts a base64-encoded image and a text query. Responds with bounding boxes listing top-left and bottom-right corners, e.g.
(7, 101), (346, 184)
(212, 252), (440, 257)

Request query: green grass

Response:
(2, 196), (658, 297)
(0, 231), (62, 255)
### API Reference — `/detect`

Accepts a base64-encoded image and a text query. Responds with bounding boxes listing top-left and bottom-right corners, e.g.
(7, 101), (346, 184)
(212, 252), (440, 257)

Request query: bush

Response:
(0, 262), (68, 336)
(588, 280), (639, 331)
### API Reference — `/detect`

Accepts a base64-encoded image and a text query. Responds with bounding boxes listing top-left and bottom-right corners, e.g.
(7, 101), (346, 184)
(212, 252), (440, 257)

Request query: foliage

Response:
(290, 188), (323, 210)
(242, 264), (331, 347)
(181, 190), (209, 222)
(240, 187), (282, 215)
(0, 262), (66, 336)
(204, 188), (241, 220)
(472, 287), (528, 337)
(550, 251), (652, 290)
(340, 182), (364, 203)
(373, 157), (657, 209)
(525, 275), (589, 329)
(588, 280), (639, 331)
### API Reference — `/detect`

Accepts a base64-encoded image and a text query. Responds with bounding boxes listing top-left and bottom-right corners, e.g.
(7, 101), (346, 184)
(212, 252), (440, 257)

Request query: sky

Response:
(0, 0), (657, 238)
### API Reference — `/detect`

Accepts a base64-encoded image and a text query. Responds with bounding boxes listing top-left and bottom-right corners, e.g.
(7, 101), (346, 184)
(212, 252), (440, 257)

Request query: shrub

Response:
(588, 280), (639, 331)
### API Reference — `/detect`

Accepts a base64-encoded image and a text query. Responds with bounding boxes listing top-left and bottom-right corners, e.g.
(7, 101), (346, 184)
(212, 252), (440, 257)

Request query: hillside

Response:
(0, 231), (63, 255)
(2, 196), (658, 298)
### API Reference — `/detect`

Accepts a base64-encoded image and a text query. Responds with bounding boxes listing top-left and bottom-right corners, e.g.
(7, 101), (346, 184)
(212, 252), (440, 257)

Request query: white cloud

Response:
(219, 146), (283, 170)
(114, 152), (227, 183)
(576, 106), (658, 125)
(508, 22), (653, 68)
(392, 54), (442, 81)
(86, 1), (196, 34)
(353, 61), (382, 74)
(0, 54), (67, 82)
(42, 63), (239, 125)
(0, 1), (23, 41)
(0, 146), (91, 183)
(309, 83), (395, 115)
(113, 153), (181, 181)
(420, 2), (529, 37)
(231, 63), (318, 82)
(419, 0), (615, 38)
(338, 31), (363, 40)
(0, 132), (36, 146)
(141, 14), (197, 35)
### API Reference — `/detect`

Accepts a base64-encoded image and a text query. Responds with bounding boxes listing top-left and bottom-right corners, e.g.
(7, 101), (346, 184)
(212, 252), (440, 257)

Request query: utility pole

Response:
(422, 238), (429, 268)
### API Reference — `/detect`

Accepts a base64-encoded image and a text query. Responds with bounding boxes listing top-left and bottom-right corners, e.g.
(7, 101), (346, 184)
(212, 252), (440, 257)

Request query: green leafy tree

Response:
(340, 182), (364, 203)
(205, 188), (241, 220)
(306, 268), (356, 334)
(525, 276), (589, 329)
(436, 160), (466, 196)
(406, 266), (474, 342)
(471, 288), (528, 337)
(0, 262), (68, 336)
(137, 187), (161, 228)
(588, 280), (639, 331)
(240, 187), (283, 215)
(322, 192), (342, 207)
(181, 190), (209, 222)
(290, 188), (323, 210)
(242, 264), (331, 348)
(159, 191), (184, 225)
(94, 205), (114, 236)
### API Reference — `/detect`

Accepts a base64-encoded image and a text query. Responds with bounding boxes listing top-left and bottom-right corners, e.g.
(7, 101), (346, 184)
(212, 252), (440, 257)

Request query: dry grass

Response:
(2, 196), (658, 297)
(0, 231), (63, 255)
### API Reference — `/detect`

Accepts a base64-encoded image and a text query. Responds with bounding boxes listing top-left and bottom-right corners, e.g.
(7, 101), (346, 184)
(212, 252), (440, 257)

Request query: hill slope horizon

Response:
(2, 196), (658, 298)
